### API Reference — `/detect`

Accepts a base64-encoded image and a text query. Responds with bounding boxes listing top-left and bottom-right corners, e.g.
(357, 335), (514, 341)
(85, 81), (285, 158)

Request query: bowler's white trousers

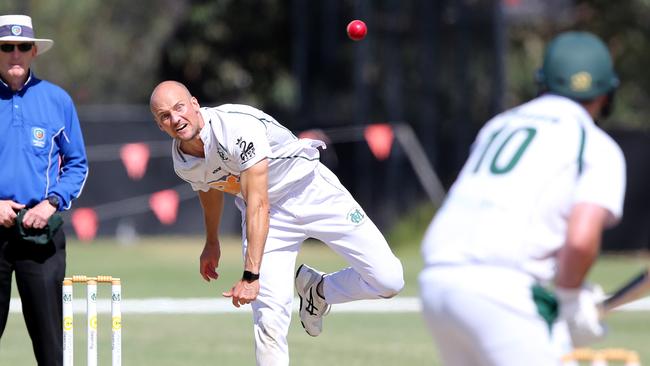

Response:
(236, 163), (404, 365)
(419, 265), (562, 366)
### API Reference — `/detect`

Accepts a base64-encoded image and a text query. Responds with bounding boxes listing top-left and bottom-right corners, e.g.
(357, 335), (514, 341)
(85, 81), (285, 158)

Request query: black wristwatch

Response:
(47, 195), (60, 209)
(242, 270), (260, 283)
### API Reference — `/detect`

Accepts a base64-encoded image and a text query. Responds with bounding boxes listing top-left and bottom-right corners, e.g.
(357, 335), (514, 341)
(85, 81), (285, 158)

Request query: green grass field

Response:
(2, 236), (649, 365)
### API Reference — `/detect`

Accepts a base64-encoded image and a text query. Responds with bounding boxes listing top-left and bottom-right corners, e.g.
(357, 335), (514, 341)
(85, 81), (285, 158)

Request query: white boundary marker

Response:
(9, 296), (650, 314)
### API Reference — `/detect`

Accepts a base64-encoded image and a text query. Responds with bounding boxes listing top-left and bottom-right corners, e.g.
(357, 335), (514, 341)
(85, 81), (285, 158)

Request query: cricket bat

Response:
(599, 268), (650, 315)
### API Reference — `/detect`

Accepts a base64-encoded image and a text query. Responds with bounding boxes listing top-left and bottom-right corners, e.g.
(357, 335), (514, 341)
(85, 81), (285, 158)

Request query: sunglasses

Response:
(0, 43), (34, 53)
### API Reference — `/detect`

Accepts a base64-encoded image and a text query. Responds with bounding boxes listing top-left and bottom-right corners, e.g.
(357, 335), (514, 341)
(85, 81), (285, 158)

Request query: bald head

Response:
(150, 80), (192, 112)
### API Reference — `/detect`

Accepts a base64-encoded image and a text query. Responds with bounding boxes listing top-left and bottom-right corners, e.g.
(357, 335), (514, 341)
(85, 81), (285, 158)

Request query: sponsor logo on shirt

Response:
(236, 137), (256, 163)
(32, 127), (46, 148)
(209, 174), (241, 195)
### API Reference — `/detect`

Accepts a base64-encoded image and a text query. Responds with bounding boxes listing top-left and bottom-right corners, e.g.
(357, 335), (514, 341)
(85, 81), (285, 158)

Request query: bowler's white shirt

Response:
(421, 94), (626, 281)
(172, 104), (323, 203)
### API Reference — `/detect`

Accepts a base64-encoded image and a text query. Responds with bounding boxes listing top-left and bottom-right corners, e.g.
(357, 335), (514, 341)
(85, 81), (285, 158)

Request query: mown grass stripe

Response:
(9, 296), (650, 314)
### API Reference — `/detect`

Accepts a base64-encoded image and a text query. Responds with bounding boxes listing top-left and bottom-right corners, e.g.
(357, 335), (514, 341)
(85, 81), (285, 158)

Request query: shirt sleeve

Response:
(49, 93), (89, 210)
(573, 129), (626, 226)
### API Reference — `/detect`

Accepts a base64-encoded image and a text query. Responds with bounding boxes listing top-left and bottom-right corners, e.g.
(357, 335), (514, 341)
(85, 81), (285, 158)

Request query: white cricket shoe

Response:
(295, 264), (330, 337)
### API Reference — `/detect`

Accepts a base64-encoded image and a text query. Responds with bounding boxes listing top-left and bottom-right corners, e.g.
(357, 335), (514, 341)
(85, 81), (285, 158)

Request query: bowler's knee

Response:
(376, 259), (405, 298)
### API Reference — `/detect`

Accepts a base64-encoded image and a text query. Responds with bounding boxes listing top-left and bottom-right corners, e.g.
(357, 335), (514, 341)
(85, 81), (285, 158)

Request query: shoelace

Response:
(305, 286), (331, 316)
(305, 287), (319, 315)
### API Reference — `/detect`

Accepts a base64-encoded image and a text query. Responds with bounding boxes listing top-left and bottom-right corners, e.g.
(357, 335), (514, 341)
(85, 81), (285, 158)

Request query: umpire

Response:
(0, 15), (88, 365)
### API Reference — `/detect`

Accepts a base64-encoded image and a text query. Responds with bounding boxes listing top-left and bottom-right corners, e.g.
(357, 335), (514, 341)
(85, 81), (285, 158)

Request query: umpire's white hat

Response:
(0, 15), (53, 55)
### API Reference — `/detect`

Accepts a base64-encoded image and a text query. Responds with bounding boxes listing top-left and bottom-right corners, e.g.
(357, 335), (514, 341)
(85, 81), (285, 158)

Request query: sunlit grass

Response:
(3, 237), (648, 365)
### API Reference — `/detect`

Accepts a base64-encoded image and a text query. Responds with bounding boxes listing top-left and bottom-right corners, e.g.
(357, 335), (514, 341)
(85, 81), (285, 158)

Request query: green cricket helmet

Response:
(536, 31), (619, 101)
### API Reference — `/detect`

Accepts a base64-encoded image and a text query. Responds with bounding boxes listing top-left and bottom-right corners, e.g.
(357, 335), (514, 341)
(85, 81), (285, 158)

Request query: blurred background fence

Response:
(2, 0), (648, 250)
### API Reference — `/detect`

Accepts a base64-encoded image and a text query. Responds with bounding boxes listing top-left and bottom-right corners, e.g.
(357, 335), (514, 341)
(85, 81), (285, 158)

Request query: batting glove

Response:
(556, 284), (607, 347)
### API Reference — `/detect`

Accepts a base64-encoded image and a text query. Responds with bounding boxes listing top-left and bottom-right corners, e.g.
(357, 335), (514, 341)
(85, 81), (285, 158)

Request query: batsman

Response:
(419, 31), (626, 365)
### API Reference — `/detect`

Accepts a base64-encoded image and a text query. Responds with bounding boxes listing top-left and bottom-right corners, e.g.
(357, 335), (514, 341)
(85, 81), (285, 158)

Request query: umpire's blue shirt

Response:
(0, 72), (88, 211)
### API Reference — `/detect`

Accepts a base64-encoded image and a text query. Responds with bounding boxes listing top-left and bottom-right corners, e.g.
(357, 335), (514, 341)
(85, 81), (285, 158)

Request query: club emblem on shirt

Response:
(236, 137), (256, 163)
(32, 127), (46, 148)
(217, 144), (229, 161)
(11, 25), (22, 36)
(347, 207), (366, 225)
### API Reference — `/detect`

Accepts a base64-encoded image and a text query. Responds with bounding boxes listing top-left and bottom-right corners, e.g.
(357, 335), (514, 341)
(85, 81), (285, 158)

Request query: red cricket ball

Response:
(347, 20), (367, 41)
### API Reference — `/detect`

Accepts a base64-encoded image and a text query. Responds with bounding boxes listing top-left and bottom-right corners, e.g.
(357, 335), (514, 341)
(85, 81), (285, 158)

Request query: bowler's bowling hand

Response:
(223, 279), (260, 308)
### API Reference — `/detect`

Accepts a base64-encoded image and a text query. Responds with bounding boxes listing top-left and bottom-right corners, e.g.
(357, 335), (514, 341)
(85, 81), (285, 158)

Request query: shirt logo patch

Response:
(32, 127), (46, 148)
(236, 137), (256, 163)
(11, 25), (22, 36)
(347, 207), (366, 225)
(217, 145), (229, 161)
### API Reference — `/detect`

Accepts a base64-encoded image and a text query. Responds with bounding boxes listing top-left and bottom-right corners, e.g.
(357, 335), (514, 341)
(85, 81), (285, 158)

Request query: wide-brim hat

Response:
(0, 15), (53, 55)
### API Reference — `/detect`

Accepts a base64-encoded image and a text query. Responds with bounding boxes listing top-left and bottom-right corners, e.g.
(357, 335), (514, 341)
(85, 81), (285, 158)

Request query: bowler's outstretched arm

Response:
(198, 188), (225, 282)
